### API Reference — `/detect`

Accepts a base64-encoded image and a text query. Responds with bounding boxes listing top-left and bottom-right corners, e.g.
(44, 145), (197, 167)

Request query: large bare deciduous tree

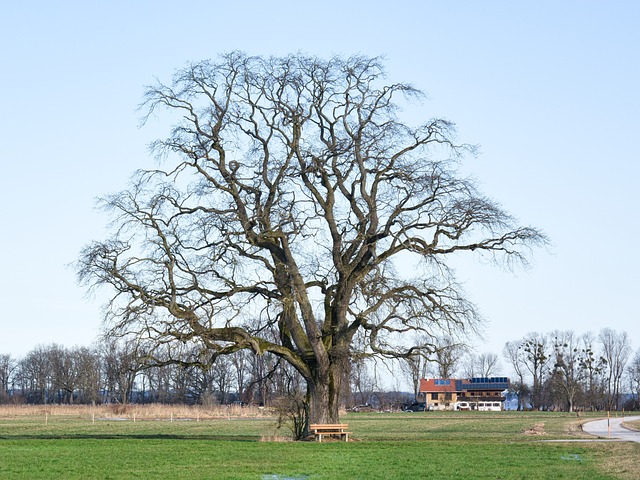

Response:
(78, 53), (545, 427)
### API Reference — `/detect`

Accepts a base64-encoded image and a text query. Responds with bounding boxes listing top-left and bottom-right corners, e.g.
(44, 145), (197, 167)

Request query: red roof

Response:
(420, 377), (510, 394)
(419, 378), (457, 392)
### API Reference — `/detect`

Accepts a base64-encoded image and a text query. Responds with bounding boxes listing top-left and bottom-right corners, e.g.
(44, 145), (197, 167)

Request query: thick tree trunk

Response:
(306, 364), (342, 427)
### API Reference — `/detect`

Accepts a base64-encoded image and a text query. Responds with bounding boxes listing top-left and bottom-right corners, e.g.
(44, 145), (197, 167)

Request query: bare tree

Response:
(230, 349), (251, 403)
(520, 332), (550, 410)
(477, 352), (500, 378)
(578, 331), (606, 410)
(549, 330), (583, 412)
(433, 336), (464, 378)
(599, 328), (631, 411)
(18, 345), (54, 404)
(77, 53), (545, 425)
(460, 353), (477, 379)
(74, 346), (102, 404)
(100, 338), (144, 404)
(627, 350), (640, 410)
(49, 344), (87, 404)
(0, 354), (16, 402)
(211, 355), (235, 404)
(460, 350), (501, 379)
(401, 353), (431, 400)
(400, 334), (433, 400)
(503, 340), (529, 410)
(350, 358), (381, 407)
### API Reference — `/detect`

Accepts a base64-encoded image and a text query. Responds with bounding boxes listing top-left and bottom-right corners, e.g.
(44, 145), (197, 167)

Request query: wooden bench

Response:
(309, 423), (351, 442)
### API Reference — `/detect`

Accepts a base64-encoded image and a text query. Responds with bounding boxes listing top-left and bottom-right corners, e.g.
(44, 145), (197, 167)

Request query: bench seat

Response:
(309, 423), (351, 442)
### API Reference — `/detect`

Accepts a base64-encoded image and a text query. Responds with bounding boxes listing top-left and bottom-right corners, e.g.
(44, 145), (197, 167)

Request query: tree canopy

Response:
(78, 52), (546, 425)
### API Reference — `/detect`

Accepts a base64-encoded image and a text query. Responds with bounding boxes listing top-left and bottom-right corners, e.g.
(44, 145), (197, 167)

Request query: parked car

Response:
(351, 404), (376, 413)
(402, 402), (426, 412)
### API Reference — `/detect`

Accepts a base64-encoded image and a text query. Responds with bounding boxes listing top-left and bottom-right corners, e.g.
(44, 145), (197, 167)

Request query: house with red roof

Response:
(419, 377), (510, 411)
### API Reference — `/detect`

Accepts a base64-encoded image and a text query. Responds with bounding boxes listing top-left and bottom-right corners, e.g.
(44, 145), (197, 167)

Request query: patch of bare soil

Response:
(523, 422), (545, 436)
(566, 419), (589, 436)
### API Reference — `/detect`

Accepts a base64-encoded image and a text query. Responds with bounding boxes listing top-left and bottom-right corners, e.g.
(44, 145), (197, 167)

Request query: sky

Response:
(1, 1), (638, 375)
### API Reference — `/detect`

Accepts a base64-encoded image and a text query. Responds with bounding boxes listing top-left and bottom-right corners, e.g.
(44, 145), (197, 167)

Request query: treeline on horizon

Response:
(0, 327), (638, 412)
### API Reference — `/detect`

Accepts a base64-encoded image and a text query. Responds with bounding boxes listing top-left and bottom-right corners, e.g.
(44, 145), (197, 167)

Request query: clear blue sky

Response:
(1, 1), (638, 367)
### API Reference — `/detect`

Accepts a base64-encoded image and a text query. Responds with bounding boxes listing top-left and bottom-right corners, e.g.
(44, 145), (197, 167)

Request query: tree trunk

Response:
(306, 364), (342, 428)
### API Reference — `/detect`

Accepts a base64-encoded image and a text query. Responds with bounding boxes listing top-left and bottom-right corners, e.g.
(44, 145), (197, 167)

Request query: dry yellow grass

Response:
(0, 403), (272, 420)
(622, 419), (640, 431)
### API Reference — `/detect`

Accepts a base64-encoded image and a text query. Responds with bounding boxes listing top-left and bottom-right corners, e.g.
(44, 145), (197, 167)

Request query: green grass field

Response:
(0, 408), (638, 479)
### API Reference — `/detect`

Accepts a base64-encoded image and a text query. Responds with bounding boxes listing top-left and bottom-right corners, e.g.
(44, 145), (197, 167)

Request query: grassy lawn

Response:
(0, 408), (638, 479)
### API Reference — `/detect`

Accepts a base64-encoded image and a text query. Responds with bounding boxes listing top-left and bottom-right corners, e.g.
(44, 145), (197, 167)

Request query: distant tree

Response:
(73, 346), (102, 404)
(626, 350), (640, 410)
(400, 334), (433, 400)
(210, 355), (235, 404)
(18, 345), (54, 404)
(461, 350), (501, 380)
(230, 350), (251, 403)
(100, 338), (144, 404)
(477, 352), (500, 378)
(503, 340), (529, 410)
(599, 328), (631, 410)
(549, 330), (583, 412)
(78, 52), (545, 426)
(244, 351), (279, 406)
(460, 353), (477, 379)
(433, 336), (464, 378)
(350, 357), (377, 406)
(577, 332), (607, 410)
(49, 344), (86, 404)
(520, 332), (550, 410)
(0, 354), (17, 402)
(401, 353), (430, 401)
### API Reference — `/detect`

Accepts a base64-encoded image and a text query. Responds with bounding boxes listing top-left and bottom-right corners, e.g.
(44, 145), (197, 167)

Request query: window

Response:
(431, 393), (438, 400)
(444, 392), (452, 400)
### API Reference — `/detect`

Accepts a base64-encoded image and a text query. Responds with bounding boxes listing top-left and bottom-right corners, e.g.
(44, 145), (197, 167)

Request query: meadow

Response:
(0, 405), (638, 479)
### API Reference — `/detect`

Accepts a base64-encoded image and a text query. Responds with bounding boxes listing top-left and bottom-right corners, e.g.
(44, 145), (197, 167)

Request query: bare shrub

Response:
(274, 394), (308, 440)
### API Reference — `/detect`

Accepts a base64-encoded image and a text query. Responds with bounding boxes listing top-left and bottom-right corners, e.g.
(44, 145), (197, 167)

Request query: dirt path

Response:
(582, 415), (640, 443)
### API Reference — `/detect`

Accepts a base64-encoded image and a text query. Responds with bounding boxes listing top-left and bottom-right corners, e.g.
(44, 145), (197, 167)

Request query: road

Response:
(582, 415), (640, 443)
